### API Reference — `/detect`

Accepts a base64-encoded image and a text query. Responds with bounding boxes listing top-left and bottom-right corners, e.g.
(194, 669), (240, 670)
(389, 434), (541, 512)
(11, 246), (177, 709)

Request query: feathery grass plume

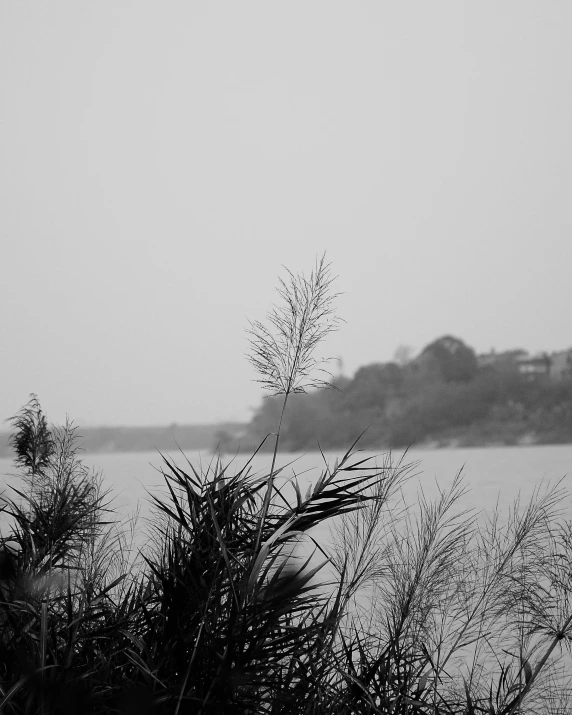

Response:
(247, 254), (340, 551)
(0, 402), (132, 714)
(247, 253), (340, 398)
(323, 473), (572, 714)
(247, 253), (340, 454)
(6, 419), (112, 570)
(8, 394), (54, 479)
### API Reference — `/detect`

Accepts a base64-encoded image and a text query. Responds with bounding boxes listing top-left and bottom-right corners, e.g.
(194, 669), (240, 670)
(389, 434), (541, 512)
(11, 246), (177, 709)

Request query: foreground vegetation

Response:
(1, 258), (572, 713)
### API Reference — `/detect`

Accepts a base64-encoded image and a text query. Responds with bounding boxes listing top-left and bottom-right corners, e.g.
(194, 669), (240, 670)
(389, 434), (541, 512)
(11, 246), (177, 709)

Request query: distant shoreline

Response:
(1, 423), (571, 460)
(0, 422), (247, 458)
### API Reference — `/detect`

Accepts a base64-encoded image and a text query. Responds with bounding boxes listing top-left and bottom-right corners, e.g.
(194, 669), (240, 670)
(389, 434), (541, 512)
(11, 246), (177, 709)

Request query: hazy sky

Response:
(2, 2), (571, 427)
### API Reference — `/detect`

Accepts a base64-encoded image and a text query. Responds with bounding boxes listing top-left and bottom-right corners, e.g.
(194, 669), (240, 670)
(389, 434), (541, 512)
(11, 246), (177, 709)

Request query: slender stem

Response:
(506, 612), (572, 714)
(253, 392), (290, 556)
(438, 536), (527, 676)
(269, 391), (289, 481)
(40, 598), (48, 715)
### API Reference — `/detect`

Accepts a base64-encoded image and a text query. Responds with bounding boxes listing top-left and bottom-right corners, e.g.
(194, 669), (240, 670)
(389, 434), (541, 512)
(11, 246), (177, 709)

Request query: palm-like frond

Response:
(123, 443), (400, 713)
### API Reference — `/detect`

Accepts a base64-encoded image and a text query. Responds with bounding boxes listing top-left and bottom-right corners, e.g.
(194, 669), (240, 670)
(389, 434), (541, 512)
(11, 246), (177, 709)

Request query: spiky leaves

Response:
(0, 401), (128, 714)
(134, 447), (397, 713)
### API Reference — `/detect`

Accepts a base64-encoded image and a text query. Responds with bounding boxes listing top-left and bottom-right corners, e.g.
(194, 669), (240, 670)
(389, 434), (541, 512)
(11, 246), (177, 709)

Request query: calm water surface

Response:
(3, 445), (571, 685)
(2, 444), (572, 549)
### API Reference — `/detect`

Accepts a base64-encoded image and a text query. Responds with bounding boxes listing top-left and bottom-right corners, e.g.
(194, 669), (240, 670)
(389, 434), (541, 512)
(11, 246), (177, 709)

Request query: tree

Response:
(344, 362), (403, 411)
(393, 344), (414, 366)
(418, 335), (478, 383)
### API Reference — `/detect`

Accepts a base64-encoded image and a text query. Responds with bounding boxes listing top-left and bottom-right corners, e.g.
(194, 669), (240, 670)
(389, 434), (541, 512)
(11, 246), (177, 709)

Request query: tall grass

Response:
(0, 260), (571, 713)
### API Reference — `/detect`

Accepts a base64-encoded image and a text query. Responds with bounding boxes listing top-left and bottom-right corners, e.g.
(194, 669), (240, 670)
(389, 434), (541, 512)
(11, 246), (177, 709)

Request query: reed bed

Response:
(1, 257), (571, 713)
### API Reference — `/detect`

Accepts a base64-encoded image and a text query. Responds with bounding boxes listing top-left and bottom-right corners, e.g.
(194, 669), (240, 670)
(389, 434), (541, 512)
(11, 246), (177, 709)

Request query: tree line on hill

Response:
(231, 335), (572, 451)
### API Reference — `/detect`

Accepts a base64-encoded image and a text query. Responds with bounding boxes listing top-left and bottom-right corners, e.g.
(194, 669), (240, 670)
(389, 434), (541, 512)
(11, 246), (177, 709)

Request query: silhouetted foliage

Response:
(8, 394), (54, 476)
(418, 335), (479, 383)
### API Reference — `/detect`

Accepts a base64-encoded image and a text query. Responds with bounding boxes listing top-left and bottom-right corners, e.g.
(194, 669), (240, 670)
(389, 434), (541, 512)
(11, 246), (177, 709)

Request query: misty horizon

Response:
(2, 2), (571, 428)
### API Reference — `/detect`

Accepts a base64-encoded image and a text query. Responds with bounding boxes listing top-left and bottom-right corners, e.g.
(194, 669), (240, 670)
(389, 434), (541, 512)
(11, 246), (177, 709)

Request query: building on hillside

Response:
(477, 348), (572, 382)
(477, 349), (526, 371)
(477, 351), (497, 368)
(516, 353), (551, 381)
(550, 348), (572, 381)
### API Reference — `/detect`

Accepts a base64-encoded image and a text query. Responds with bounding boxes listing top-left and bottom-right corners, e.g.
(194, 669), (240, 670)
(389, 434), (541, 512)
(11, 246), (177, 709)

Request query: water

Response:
(2, 444), (572, 549)
(2, 445), (572, 695)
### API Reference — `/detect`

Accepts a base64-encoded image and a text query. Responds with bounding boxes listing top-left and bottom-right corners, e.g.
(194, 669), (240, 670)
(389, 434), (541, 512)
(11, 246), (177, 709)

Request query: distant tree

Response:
(393, 344), (415, 366)
(418, 335), (478, 383)
(344, 363), (403, 411)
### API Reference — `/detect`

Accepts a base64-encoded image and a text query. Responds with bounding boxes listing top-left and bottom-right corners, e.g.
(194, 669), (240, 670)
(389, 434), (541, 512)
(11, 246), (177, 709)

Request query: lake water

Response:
(3, 445), (572, 696)
(2, 444), (572, 550)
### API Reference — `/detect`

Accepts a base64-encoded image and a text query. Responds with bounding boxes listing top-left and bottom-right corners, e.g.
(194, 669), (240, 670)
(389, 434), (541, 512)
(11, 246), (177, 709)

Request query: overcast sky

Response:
(1, 1), (571, 427)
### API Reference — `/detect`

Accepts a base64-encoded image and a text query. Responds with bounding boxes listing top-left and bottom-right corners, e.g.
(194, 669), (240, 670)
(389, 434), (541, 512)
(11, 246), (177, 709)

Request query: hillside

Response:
(237, 336), (572, 451)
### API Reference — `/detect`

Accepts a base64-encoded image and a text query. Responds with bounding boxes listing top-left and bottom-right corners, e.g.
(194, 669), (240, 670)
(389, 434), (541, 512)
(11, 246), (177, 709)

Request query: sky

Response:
(1, 1), (571, 427)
